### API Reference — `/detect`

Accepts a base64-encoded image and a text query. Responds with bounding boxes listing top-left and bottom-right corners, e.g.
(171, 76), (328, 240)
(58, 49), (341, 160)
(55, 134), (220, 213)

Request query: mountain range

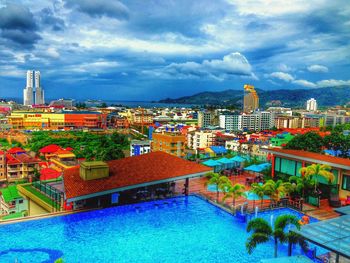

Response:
(159, 86), (350, 108)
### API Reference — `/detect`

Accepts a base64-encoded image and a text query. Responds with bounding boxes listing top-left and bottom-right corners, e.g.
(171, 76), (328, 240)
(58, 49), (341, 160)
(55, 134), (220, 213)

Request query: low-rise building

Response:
(130, 140), (151, 156)
(0, 185), (28, 216)
(187, 130), (216, 150)
(1, 147), (40, 182)
(265, 147), (350, 201)
(152, 132), (186, 157)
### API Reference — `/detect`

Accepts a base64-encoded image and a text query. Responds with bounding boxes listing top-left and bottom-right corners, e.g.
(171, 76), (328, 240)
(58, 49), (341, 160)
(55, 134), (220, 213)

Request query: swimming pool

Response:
(0, 195), (309, 262)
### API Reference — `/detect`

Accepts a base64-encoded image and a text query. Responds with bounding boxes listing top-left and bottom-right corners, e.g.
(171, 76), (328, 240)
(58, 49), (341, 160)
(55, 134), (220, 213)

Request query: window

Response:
(19, 199), (24, 204)
(342, 174), (350, 191)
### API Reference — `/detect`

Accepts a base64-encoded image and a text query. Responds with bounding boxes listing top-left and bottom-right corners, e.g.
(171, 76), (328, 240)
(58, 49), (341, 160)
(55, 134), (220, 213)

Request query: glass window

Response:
(342, 174), (350, 191)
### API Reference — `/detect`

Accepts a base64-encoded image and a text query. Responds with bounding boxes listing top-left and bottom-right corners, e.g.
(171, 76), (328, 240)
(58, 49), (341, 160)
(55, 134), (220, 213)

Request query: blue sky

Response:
(0, 0), (349, 101)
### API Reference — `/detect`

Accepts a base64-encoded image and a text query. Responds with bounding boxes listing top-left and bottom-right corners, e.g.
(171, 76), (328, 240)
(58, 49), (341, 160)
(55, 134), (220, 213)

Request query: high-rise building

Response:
(243, 84), (259, 113)
(306, 98), (317, 111)
(23, 70), (34, 106)
(23, 70), (45, 106)
(34, 71), (44, 105)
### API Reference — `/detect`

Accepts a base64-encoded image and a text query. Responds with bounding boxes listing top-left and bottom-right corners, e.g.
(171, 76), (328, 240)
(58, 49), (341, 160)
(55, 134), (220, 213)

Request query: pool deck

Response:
(176, 175), (341, 221)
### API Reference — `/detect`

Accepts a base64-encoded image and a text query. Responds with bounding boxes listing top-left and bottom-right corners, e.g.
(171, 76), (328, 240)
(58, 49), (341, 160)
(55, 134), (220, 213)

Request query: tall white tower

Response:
(34, 71), (45, 105)
(306, 98), (317, 111)
(23, 70), (34, 105)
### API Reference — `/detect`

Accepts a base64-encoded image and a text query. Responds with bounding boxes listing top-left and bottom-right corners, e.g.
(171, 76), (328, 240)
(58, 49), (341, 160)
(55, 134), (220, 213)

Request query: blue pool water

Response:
(0, 196), (310, 263)
(244, 191), (270, 200)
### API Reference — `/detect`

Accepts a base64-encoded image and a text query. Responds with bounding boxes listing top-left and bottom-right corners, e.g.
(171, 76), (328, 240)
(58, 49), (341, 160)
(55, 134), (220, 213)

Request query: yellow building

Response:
(152, 132), (186, 157)
(243, 84), (259, 113)
(8, 112), (65, 129)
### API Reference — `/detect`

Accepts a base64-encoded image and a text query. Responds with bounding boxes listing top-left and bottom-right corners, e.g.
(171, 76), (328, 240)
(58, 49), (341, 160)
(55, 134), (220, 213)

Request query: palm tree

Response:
(204, 172), (229, 202)
(289, 175), (316, 198)
(246, 214), (302, 258)
(263, 179), (292, 202)
(251, 183), (266, 209)
(300, 164), (335, 193)
(223, 181), (246, 213)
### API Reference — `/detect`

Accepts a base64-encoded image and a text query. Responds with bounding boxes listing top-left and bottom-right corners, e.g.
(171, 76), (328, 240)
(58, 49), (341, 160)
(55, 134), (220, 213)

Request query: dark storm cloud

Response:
(64, 0), (129, 20)
(0, 3), (41, 48)
(39, 7), (65, 31)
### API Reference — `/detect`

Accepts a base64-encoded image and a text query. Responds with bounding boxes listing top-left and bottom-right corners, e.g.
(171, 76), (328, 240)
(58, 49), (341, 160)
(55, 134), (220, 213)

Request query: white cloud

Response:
(317, 79), (350, 87)
(269, 72), (294, 82)
(46, 47), (60, 58)
(142, 52), (254, 81)
(293, 79), (317, 88)
(307, 64), (329, 73)
(229, 0), (325, 16)
(277, 63), (292, 72)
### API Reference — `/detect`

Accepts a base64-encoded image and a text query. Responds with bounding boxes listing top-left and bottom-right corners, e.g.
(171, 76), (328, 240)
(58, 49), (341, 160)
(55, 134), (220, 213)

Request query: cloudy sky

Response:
(0, 0), (349, 101)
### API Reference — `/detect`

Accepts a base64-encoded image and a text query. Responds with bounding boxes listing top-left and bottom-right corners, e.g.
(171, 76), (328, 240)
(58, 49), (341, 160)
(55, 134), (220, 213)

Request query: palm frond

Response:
(246, 233), (270, 254)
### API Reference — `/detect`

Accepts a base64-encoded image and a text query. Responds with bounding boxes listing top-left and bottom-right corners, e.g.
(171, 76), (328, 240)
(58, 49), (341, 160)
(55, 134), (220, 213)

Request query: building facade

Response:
(306, 98), (317, 111)
(243, 84), (259, 113)
(130, 140), (151, 156)
(152, 132), (186, 157)
(8, 111), (107, 130)
(187, 130), (216, 150)
(198, 111), (216, 128)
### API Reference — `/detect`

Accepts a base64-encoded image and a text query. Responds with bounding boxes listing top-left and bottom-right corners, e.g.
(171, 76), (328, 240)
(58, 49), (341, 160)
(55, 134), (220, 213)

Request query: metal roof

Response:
(293, 215), (350, 259)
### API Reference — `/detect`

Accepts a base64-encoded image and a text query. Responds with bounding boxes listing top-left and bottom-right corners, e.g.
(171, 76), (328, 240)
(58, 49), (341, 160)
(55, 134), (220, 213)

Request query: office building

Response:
(243, 84), (259, 113)
(306, 98), (317, 111)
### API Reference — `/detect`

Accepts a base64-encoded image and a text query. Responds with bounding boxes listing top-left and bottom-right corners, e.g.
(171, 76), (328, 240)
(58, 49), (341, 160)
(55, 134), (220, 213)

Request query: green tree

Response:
(223, 181), (245, 213)
(300, 164), (335, 192)
(263, 179), (292, 202)
(284, 132), (324, 153)
(323, 132), (350, 158)
(204, 172), (229, 202)
(251, 183), (267, 209)
(289, 175), (316, 198)
(246, 215), (302, 258)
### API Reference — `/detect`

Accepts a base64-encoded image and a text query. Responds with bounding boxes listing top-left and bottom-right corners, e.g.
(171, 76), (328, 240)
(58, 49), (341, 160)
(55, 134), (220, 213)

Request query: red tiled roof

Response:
(65, 147), (73, 151)
(64, 151), (212, 200)
(7, 147), (25, 154)
(6, 154), (20, 164)
(40, 168), (61, 181)
(266, 148), (350, 168)
(39, 144), (62, 154)
(15, 154), (41, 164)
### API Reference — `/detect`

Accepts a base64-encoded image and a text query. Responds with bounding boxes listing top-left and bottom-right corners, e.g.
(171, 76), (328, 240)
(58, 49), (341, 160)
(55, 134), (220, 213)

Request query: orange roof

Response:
(266, 148), (350, 169)
(64, 151), (212, 201)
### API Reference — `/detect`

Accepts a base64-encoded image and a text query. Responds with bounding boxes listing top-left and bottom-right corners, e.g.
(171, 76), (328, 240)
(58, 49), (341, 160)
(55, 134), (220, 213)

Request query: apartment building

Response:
(187, 130), (216, 150)
(152, 132), (186, 157)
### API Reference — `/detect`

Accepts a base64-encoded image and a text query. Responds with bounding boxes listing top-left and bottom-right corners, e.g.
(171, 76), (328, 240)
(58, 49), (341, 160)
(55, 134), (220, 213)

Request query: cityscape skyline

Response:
(0, 1), (349, 100)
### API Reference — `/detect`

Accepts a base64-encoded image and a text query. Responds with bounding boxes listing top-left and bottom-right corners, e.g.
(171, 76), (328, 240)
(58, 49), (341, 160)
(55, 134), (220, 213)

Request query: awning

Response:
(230, 156), (246, 162)
(217, 157), (234, 164)
(202, 159), (222, 167)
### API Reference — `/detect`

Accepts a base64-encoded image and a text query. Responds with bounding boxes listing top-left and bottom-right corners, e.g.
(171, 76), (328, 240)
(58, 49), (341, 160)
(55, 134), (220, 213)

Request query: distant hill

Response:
(159, 86), (350, 108)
